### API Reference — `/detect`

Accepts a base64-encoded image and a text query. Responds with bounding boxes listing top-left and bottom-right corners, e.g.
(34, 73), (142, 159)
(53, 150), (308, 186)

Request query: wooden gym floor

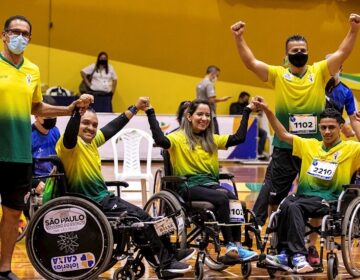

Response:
(8, 161), (357, 279)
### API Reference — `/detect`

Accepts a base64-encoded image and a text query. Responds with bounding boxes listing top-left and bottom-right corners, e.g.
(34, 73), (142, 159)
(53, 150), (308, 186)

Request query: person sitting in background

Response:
(230, 91), (268, 160)
(31, 98), (60, 194)
(80, 51), (117, 96)
(56, 97), (193, 275)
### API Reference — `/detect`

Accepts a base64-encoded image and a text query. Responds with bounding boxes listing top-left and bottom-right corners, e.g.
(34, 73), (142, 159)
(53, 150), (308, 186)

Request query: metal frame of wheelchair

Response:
(25, 157), (184, 280)
(144, 158), (262, 280)
(256, 184), (360, 279)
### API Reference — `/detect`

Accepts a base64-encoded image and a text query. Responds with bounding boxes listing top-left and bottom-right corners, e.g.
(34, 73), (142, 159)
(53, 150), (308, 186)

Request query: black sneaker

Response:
(175, 248), (196, 262)
(164, 261), (192, 274)
(0, 272), (20, 280)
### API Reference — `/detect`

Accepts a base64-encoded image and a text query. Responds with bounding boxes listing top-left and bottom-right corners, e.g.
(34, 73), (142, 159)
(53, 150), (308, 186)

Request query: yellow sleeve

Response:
(214, 134), (229, 150)
(292, 135), (304, 159)
(267, 65), (280, 88)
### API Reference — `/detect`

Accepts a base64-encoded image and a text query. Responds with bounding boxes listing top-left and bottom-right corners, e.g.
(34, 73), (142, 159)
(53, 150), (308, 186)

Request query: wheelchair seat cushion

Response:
(191, 201), (215, 210)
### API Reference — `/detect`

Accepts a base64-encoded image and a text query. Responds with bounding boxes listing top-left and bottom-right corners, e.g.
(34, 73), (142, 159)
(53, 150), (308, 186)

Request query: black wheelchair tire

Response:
(113, 266), (135, 280)
(144, 190), (187, 249)
(341, 196), (360, 277)
(26, 196), (114, 280)
(241, 262), (252, 278)
(327, 255), (338, 280)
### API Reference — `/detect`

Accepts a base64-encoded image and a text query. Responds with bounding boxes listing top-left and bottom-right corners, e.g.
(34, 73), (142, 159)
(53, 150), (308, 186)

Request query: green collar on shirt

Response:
(322, 139), (342, 152)
(0, 52), (24, 69)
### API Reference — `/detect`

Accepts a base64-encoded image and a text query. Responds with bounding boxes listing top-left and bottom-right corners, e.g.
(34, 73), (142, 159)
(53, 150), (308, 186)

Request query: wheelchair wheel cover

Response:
(26, 196), (114, 280)
(144, 190), (187, 249)
(341, 196), (360, 277)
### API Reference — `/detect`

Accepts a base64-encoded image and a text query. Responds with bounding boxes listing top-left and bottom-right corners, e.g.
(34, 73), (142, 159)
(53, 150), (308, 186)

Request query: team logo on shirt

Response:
(308, 74), (314, 83)
(333, 151), (341, 160)
(26, 74), (32, 85)
(283, 72), (292, 81)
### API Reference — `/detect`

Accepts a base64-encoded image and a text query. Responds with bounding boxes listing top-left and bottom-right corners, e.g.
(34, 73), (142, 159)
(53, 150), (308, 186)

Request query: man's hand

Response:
(75, 94), (94, 115)
(251, 96), (268, 112)
(230, 21), (246, 37)
(349, 13), (360, 31)
(135, 97), (150, 111)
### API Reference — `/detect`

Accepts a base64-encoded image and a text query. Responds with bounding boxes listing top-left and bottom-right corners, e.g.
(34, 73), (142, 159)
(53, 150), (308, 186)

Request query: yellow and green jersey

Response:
(268, 60), (331, 149)
(56, 131), (109, 203)
(0, 54), (42, 163)
(293, 135), (360, 200)
(167, 130), (229, 190)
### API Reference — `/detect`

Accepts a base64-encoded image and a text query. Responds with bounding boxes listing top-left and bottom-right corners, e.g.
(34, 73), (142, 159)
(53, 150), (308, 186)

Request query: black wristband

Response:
(128, 105), (138, 115)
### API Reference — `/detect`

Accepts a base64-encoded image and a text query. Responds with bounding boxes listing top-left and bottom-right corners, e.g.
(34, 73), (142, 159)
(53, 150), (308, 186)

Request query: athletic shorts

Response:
(0, 162), (32, 210)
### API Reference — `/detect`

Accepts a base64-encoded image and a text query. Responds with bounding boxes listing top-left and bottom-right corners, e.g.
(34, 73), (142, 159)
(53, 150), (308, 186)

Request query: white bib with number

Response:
(289, 114), (317, 134)
(307, 159), (338, 181)
(229, 200), (245, 223)
(154, 217), (176, 237)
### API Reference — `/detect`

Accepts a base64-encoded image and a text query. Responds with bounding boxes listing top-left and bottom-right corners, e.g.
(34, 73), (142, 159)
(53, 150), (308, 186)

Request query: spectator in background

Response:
(325, 54), (360, 140)
(31, 97), (61, 194)
(229, 91), (250, 115)
(196, 65), (231, 134)
(80, 51), (117, 112)
(230, 91), (268, 160)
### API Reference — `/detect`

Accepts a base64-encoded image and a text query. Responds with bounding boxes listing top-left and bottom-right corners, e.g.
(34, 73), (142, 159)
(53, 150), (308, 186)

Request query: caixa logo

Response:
(51, 253), (95, 272)
(44, 208), (87, 234)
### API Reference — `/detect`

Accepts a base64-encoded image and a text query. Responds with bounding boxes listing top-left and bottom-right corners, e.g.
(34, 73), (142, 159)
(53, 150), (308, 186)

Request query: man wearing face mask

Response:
(0, 15), (93, 280)
(31, 99), (61, 194)
(324, 55), (360, 141)
(196, 65), (231, 134)
(230, 13), (360, 229)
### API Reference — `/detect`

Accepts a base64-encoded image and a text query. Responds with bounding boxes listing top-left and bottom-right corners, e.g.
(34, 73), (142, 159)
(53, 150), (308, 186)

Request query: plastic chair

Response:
(111, 128), (154, 206)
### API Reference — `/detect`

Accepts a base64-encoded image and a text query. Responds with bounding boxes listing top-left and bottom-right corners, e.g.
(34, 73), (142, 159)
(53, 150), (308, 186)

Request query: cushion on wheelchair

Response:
(191, 201), (215, 210)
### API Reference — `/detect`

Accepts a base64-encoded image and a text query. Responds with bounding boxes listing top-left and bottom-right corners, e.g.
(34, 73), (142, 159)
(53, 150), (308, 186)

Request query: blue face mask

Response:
(7, 35), (29, 55)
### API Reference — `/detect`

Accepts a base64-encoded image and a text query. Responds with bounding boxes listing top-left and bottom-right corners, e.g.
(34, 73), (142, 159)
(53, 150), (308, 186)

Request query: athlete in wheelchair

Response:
(143, 99), (260, 278)
(253, 97), (360, 279)
(26, 97), (192, 280)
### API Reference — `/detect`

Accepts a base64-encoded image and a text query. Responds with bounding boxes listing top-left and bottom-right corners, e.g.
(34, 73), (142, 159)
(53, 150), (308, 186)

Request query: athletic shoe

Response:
(265, 252), (293, 272)
(291, 253), (314, 273)
(237, 246), (258, 261)
(307, 245), (320, 266)
(0, 272), (20, 280)
(225, 242), (239, 258)
(175, 248), (196, 262)
(163, 261), (192, 274)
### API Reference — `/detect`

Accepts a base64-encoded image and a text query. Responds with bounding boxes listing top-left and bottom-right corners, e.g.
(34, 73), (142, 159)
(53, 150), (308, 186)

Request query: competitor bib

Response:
(289, 114), (317, 134)
(307, 159), (338, 181)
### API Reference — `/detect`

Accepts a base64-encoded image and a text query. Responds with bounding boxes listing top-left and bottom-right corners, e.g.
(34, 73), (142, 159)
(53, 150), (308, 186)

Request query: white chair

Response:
(111, 128), (154, 206)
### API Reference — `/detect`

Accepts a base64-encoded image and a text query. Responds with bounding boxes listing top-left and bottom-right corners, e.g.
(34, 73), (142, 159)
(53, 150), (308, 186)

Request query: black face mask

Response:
(42, 118), (57, 130)
(98, 60), (107, 66)
(288, 52), (308, 68)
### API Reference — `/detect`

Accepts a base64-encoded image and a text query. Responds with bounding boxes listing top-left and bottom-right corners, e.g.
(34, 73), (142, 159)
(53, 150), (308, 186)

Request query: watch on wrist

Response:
(128, 105), (138, 115)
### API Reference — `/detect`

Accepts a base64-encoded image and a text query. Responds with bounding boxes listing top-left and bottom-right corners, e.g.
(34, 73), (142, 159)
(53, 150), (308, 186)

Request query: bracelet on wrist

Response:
(128, 105), (138, 115)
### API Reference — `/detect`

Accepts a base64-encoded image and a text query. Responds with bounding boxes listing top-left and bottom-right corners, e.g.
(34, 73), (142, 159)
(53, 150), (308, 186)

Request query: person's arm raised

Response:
(252, 97), (294, 146)
(327, 13), (360, 75)
(231, 21), (269, 82)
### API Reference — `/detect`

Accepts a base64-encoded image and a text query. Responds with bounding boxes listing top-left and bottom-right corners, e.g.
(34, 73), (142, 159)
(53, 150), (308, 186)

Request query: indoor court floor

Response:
(8, 161), (357, 279)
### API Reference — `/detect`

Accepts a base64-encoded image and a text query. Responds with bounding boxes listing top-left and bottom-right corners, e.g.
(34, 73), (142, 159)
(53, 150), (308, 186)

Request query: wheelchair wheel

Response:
(113, 266), (135, 280)
(26, 196), (114, 280)
(341, 196), (360, 277)
(327, 255), (338, 280)
(144, 191), (187, 249)
(194, 260), (204, 280)
(204, 246), (228, 271)
(267, 268), (276, 278)
(241, 262), (252, 278)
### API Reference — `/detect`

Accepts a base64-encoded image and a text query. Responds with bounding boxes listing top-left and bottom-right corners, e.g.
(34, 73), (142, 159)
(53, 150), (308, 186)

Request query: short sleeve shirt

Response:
(268, 60), (331, 149)
(82, 64), (117, 92)
(196, 78), (217, 116)
(293, 135), (360, 200)
(56, 131), (109, 203)
(0, 54), (43, 163)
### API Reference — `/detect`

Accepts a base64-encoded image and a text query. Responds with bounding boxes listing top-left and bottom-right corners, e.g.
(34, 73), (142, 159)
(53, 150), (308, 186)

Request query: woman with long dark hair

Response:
(145, 98), (258, 261)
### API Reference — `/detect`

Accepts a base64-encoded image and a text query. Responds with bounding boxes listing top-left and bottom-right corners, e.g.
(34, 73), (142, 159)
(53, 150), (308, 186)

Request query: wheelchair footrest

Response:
(157, 270), (184, 279)
(219, 255), (258, 265)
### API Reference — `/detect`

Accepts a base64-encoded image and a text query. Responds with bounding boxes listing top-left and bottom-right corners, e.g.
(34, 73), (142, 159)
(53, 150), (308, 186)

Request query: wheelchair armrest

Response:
(34, 155), (61, 165)
(162, 176), (187, 183)
(342, 184), (360, 190)
(219, 173), (234, 180)
(105, 181), (129, 188)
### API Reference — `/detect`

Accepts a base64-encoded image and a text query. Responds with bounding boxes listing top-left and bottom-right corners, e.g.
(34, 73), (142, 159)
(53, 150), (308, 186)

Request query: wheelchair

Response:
(144, 150), (262, 280)
(25, 156), (187, 280)
(256, 184), (360, 280)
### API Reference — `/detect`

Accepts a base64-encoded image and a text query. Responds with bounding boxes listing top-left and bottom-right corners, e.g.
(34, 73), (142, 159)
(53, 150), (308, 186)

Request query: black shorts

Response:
(264, 147), (301, 204)
(0, 162), (32, 210)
